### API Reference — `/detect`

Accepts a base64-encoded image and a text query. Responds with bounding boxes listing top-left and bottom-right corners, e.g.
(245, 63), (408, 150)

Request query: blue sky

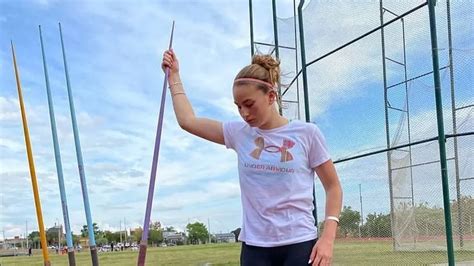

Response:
(1, 0), (472, 240)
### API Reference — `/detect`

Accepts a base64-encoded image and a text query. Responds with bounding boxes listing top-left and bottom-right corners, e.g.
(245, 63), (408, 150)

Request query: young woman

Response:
(162, 49), (342, 266)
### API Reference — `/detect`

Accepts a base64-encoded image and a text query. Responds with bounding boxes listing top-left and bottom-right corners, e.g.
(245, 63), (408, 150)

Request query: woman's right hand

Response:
(162, 49), (179, 75)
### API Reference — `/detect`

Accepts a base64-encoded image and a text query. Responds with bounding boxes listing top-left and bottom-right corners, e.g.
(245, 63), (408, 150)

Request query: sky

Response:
(0, 0), (472, 241)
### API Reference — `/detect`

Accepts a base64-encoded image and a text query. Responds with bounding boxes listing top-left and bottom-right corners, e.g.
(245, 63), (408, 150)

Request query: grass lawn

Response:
(1, 240), (473, 265)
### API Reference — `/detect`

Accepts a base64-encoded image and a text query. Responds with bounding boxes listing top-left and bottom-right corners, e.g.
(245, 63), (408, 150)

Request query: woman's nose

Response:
(240, 108), (249, 118)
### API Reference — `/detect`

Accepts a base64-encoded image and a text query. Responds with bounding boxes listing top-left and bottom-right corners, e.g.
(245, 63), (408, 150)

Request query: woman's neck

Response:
(258, 112), (288, 130)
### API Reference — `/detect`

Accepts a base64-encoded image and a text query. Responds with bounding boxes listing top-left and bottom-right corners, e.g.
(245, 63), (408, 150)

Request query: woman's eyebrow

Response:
(234, 99), (254, 105)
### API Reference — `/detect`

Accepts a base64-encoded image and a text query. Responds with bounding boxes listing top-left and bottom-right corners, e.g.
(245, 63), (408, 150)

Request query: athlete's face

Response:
(233, 84), (276, 127)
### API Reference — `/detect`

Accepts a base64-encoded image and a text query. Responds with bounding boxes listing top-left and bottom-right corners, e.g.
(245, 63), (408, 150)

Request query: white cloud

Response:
(33, 0), (60, 7)
(0, 97), (21, 121)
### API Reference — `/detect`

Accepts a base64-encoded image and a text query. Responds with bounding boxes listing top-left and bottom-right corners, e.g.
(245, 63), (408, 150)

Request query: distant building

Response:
(2, 236), (27, 247)
(47, 225), (64, 241)
(79, 237), (90, 249)
(0, 236), (28, 257)
(214, 233), (236, 243)
(163, 231), (186, 244)
(47, 225), (62, 234)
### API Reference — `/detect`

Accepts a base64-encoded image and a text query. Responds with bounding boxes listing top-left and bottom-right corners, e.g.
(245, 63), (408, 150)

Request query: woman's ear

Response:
(268, 91), (277, 105)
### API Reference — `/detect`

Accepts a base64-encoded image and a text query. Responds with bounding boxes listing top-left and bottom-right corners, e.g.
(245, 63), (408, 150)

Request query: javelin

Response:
(39, 25), (76, 266)
(59, 23), (99, 266)
(137, 21), (175, 266)
(11, 41), (51, 266)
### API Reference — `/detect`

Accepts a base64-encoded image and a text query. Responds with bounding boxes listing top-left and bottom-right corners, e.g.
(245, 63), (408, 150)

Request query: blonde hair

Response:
(234, 54), (281, 93)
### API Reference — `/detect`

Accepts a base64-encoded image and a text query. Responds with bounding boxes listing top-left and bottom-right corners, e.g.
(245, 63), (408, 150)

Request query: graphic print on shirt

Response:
(250, 137), (295, 162)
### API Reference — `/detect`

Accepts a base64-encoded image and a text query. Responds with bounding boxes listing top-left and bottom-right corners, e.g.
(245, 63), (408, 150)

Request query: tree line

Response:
(26, 221), (214, 248)
(319, 196), (474, 238)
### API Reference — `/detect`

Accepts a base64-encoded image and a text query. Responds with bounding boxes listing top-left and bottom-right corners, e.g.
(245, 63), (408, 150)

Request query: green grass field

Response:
(1, 240), (473, 265)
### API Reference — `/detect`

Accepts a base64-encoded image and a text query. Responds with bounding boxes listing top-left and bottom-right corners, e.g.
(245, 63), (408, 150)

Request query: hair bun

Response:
(251, 54), (280, 86)
(252, 54), (279, 70)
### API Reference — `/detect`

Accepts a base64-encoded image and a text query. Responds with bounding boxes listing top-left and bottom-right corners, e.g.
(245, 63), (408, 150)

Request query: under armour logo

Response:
(250, 137), (295, 162)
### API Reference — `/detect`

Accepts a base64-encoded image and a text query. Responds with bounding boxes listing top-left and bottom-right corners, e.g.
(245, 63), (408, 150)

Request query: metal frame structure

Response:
(380, 0), (416, 250)
(248, 0), (474, 264)
(249, 0), (302, 119)
(380, 0), (471, 253)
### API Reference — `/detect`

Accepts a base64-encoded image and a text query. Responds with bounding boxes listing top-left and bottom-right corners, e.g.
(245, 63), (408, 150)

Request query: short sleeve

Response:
(308, 124), (331, 168)
(223, 121), (241, 150)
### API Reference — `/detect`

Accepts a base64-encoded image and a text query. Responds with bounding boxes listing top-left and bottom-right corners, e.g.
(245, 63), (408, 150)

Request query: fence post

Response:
(427, 0), (455, 264)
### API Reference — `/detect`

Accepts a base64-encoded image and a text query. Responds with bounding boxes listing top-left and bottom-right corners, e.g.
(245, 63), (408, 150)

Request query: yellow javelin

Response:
(11, 41), (51, 266)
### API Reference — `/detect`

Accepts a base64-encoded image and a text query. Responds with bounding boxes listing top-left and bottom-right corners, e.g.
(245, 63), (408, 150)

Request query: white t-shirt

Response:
(223, 120), (331, 247)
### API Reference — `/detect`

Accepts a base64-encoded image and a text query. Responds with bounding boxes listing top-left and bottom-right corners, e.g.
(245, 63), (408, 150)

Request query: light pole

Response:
(359, 184), (364, 238)
(2, 228), (6, 249)
(208, 218), (211, 244)
(56, 218), (61, 252)
(26, 220), (28, 249)
(120, 220), (122, 246)
(124, 217), (127, 244)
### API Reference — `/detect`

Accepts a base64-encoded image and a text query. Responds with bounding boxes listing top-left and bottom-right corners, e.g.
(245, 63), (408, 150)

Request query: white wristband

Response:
(326, 216), (340, 224)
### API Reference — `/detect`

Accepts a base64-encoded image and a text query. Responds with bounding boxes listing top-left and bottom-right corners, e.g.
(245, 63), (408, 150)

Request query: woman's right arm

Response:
(162, 50), (225, 145)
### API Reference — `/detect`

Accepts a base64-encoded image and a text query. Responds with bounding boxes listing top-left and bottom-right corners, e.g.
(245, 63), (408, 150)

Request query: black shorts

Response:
(240, 238), (317, 266)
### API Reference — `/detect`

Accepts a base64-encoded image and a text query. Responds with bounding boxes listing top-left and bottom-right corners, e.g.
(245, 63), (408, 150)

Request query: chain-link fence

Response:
(250, 0), (473, 264)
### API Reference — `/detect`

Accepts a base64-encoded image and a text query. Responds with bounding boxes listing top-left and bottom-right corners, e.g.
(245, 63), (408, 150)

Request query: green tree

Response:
(81, 225), (87, 237)
(81, 223), (101, 238)
(164, 226), (175, 232)
(28, 231), (41, 248)
(132, 227), (143, 243)
(450, 196), (474, 236)
(103, 230), (121, 243)
(149, 229), (163, 245)
(72, 233), (81, 245)
(186, 222), (209, 244)
(413, 202), (444, 236)
(150, 221), (162, 230)
(339, 206), (361, 237)
(96, 236), (108, 246)
(362, 212), (391, 237)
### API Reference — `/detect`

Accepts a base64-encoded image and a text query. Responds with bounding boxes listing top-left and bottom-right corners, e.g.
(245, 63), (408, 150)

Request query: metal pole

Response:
(272, 0), (279, 60)
(272, 0), (282, 115)
(120, 220), (122, 246)
(380, 0), (396, 250)
(359, 184), (363, 238)
(249, 0), (255, 56)
(137, 21), (175, 266)
(11, 41), (51, 266)
(26, 220), (28, 249)
(58, 221), (61, 252)
(58, 23), (98, 266)
(427, 0), (455, 264)
(297, 0), (318, 227)
(401, 17), (417, 247)
(297, 0), (310, 123)
(39, 25), (76, 265)
(208, 218), (211, 244)
(2, 228), (5, 249)
(446, 0), (463, 248)
(293, 0), (301, 120)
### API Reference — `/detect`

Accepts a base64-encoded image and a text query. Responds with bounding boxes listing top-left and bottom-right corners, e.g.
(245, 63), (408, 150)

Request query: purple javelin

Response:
(137, 21), (175, 266)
